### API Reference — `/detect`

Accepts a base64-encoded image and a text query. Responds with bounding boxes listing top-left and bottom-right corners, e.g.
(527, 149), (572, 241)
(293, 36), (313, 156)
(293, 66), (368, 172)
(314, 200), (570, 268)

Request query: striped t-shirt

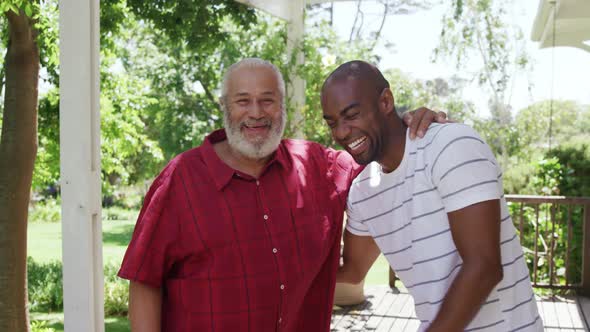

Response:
(346, 123), (542, 332)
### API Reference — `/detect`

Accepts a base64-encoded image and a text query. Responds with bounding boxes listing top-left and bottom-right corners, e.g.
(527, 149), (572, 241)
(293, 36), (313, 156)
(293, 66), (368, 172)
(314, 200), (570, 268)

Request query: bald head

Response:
(320, 60), (402, 167)
(321, 60), (390, 98)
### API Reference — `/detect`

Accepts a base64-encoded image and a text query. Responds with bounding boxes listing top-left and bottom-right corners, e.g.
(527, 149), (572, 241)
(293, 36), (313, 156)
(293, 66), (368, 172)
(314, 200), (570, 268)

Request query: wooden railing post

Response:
(582, 203), (590, 296)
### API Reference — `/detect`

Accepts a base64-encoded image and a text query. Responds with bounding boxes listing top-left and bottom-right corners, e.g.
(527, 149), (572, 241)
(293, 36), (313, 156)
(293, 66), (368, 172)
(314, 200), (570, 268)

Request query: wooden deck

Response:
(331, 285), (590, 331)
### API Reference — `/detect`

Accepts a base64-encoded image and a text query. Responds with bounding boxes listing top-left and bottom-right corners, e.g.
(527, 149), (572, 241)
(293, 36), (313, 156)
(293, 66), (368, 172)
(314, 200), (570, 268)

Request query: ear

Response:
(378, 88), (395, 116)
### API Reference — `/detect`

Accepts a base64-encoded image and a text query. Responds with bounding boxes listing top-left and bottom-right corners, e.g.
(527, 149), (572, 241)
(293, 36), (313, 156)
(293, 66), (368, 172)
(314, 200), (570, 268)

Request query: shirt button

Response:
(256, 180), (260, 186)
(280, 284), (285, 290)
(263, 214), (269, 220)
(272, 248), (278, 254)
(278, 317), (282, 324)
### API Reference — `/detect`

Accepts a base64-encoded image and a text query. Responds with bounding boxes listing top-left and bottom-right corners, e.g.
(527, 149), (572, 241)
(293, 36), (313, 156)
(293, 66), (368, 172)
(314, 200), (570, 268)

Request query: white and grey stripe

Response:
(346, 124), (540, 331)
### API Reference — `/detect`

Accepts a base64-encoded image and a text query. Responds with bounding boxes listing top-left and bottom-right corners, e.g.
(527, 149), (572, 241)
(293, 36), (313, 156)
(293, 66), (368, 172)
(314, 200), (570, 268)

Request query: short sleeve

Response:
(118, 165), (182, 288)
(345, 193), (371, 236)
(427, 124), (503, 213)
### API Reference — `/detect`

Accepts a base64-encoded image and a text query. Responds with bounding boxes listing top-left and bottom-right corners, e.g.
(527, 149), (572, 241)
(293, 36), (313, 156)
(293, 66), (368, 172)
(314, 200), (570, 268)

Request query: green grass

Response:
(365, 254), (391, 285)
(30, 312), (129, 332)
(28, 218), (137, 265)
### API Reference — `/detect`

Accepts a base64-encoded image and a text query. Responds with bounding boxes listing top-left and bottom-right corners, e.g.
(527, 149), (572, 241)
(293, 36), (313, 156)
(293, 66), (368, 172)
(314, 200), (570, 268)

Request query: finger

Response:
(417, 109), (436, 138)
(407, 109), (423, 140)
(436, 111), (448, 123)
(402, 111), (413, 127)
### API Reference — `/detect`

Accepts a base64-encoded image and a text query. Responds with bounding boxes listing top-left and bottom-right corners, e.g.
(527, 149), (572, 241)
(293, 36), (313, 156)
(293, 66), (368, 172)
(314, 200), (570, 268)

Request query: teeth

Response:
(348, 136), (366, 150)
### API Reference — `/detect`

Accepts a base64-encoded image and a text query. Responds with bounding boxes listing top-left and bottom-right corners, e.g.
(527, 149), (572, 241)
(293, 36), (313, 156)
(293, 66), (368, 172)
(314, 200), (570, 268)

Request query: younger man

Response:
(321, 61), (542, 332)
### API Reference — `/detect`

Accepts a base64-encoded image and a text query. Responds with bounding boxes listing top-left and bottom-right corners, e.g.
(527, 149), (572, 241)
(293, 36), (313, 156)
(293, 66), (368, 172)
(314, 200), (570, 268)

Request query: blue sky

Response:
(331, 1), (590, 117)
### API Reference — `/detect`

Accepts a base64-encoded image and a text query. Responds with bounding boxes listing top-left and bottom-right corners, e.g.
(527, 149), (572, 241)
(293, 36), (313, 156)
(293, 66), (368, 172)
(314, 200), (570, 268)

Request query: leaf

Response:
(24, 3), (33, 17)
(9, 3), (19, 14)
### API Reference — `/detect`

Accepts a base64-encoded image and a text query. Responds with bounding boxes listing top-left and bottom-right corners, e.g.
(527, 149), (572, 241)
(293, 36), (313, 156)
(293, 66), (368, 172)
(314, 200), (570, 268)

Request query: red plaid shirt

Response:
(118, 129), (361, 331)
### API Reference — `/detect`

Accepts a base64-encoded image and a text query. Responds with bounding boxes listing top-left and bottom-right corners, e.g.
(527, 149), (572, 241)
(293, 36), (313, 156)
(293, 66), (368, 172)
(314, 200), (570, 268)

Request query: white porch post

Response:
(59, 0), (104, 331)
(287, 0), (306, 138)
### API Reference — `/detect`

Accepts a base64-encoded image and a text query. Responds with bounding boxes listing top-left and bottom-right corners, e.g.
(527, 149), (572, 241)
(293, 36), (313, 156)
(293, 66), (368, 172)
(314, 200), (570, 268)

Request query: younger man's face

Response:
(321, 78), (386, 165)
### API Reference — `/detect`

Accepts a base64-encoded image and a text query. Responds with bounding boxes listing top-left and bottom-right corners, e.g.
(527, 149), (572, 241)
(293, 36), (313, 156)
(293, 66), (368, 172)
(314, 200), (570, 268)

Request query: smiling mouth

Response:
(242, 123), (270, 131)
(348, 136), (367, 151)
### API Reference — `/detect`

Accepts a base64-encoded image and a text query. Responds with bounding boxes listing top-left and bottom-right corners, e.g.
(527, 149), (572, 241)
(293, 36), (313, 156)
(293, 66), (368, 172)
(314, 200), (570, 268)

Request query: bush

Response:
(548, 142), (590, 197)
(31, 320), (56, 332)
(104, 264), (130, 316)
(508, 144), (590, 289)
(103, 206), (138, 221)
(27, 258), (129, 316)
(29, 199), (61, 223)
(27, 257), (63, 312)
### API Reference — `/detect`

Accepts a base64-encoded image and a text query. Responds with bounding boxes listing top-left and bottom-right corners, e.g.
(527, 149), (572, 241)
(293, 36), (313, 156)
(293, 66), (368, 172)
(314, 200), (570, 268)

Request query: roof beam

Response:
(234, 0), (291, 20)
(307, 0), (365, 4)
(531, 0), (590, 52)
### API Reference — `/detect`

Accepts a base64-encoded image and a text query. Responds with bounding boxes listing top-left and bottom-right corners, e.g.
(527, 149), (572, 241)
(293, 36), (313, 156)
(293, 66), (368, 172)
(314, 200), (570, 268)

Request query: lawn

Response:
(27, 212), (390, 330)
(28, 218), (136, 265)
(30, 312), (129, 332)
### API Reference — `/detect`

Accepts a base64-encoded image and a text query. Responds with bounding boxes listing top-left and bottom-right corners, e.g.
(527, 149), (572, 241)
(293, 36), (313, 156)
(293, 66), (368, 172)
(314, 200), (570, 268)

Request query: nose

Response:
(332, 121), (351, 142)
(247, 101), (265, 119)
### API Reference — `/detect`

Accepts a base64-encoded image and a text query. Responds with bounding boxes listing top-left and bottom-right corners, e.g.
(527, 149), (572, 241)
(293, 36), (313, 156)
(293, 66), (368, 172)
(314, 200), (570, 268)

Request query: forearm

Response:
(336, 264), (366, 284)
(129, 281), (162, 331)
(426, 263), (503, 332)
(336, 230), (380, 284)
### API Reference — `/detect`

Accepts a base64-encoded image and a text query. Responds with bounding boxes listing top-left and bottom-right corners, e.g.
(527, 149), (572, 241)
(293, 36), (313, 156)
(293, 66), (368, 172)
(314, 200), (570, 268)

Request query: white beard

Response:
(224, 108), (287, 160)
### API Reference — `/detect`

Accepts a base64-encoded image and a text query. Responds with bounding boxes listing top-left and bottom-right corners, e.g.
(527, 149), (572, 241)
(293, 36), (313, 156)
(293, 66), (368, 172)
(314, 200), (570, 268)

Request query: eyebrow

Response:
(323, 102), (360, 120)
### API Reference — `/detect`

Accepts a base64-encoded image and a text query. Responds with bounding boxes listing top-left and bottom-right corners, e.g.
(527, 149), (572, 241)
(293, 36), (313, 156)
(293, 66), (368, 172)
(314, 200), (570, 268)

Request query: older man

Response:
(118, 58), (444, 331)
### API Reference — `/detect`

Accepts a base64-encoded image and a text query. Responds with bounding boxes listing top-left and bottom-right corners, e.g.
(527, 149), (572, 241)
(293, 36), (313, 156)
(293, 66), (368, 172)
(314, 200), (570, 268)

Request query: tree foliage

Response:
(24, 0), (260, 196)
(435, 0), (530, 104)
(434, 0), (532, 166)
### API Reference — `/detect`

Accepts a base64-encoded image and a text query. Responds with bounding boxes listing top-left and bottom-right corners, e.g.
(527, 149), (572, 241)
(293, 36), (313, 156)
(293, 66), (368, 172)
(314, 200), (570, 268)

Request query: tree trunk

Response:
(0, 9), (39, 332)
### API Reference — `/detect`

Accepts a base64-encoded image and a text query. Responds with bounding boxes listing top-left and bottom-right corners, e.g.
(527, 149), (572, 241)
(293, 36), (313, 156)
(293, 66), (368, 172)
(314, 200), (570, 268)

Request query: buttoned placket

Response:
(255, 177), (286, 329)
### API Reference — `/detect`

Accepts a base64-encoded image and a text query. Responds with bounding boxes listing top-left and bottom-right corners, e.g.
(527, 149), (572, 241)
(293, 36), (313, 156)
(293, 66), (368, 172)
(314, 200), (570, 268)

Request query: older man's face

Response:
(223, 66), (286, 159)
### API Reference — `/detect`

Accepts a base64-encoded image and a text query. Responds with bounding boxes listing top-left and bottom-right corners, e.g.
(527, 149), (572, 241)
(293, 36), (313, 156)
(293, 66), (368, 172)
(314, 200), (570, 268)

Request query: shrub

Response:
(508, 144), (590, 289)
(103, 206), (138, 221)
(29, 199), (61, 223)
(27, 258), (129, 316)
(31, 320), (56, 332)
(548, 142), (590, 197)
(104, 264), (129, 316)
(27, 257), (63, 312)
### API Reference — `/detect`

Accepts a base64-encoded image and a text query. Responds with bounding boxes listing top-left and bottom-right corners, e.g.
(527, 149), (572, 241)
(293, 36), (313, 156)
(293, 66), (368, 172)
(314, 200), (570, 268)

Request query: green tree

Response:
(515, 100), (589, 151)
(435, 0), (531, 164)
(498, 100), (589, 194)
(0, 1), (257, 329)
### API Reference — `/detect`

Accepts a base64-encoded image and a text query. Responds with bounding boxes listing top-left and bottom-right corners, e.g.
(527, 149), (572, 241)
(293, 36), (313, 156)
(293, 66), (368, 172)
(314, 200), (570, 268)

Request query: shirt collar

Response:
(202, 129), (291, 191)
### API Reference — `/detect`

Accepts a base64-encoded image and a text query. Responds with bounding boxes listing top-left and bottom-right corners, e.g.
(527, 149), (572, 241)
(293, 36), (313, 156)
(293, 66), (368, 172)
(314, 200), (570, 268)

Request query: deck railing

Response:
(388, 195), (590, 295)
